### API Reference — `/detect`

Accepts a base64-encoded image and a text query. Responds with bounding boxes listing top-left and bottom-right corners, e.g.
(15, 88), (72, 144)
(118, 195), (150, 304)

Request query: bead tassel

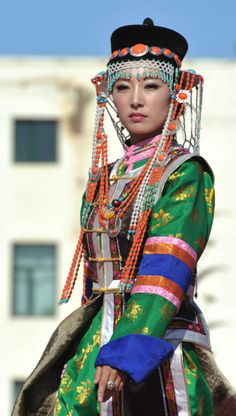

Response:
(119, 209), (151, 289)
(82, 256), (90, 303)
(59, 228), (85, 304)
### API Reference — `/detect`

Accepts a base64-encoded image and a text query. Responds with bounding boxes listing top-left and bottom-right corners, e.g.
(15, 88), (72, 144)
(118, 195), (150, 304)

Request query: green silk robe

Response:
(12, 149), (236, 416)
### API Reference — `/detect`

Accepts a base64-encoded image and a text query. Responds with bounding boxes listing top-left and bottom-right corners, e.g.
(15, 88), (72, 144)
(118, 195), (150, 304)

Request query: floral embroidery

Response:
(54, 399), (62, 416)
(114, 294), (122, 327)
(75, 380), (93, 405)
(133, 327), (150, 334)
(168, 171), (185, 181)
(172, 185), (195, 201)
(204, 188), (214, 214)
(184, 351), (199, 382)
(76, 329), (100, 371)
(195, 236), (206, 256)
(159, 303), (172, 322)
(151, 209), (174, 228)
(168, 233), (183, 239)
(198, 396), (204, 416)
(125, 300), (144, 321)
(59, 373), (72, 395)
(190, 209), (201, 223)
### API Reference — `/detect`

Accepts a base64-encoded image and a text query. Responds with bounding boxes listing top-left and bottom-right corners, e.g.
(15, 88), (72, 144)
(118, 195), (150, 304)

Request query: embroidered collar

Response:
(123, 134), (162, 172)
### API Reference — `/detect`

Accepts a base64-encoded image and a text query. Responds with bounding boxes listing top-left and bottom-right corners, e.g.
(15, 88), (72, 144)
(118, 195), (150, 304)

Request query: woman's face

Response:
(112, 69), (170, 144)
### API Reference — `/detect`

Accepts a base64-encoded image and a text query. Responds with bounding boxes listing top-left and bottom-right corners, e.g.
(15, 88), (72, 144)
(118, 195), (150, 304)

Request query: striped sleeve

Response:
(131, 235), (197, 311)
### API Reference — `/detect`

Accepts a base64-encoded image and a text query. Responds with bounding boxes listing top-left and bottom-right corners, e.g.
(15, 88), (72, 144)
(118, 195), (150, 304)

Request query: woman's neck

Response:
(129, 128), (163, 145)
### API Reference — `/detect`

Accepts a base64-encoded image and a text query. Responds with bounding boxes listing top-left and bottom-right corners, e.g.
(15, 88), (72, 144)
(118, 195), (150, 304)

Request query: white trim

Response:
(101, 399), (113, 415)
(100, 293), (115, 347)
(154, 153), (199, 205)
(170, 344), (191, 415)
(99, 293), (115, 416)
(164, 329), (211, 349)
(93, 280), (120, 291)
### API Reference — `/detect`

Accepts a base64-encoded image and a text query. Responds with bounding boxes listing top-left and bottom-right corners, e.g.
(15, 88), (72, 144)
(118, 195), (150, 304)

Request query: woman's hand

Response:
(94, 365), (127, 403)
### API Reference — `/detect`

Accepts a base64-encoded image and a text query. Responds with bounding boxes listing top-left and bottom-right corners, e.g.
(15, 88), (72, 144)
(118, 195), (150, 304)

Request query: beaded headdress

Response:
(106, 18), (187, 93)
(59, 18), (204, 303)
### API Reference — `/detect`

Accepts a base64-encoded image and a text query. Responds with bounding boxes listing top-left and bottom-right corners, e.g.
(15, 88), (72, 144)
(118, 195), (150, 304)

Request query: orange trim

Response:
(134, 275), (184, 300)
(143, 243), (195, 270)
(109, 45), (181, 67)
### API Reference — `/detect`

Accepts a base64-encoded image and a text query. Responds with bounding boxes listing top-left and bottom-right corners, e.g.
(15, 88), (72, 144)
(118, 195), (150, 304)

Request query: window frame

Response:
(13, 119), (58, 163)
(12, 243), (57, 317)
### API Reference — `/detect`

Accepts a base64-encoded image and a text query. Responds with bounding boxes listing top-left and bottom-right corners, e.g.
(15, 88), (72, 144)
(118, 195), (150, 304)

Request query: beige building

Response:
(0, 57), (235, 415)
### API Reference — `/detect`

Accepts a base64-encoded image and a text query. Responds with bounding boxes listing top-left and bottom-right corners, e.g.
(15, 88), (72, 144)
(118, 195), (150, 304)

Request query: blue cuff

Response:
(95, 334), (174, 383)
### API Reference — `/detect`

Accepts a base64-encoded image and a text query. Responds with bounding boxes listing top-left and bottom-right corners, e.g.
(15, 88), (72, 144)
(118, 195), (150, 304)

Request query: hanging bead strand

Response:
(128, 100), (175, 235)
(194, 78), (203, 153)
(119, 208), (151, 291)
(59, 228), (85, 304)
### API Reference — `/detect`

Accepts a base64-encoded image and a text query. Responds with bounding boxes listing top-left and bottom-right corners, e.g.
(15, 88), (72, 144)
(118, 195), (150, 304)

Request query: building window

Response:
(13, 244), (56, 316)
(14, 120), (57, 162)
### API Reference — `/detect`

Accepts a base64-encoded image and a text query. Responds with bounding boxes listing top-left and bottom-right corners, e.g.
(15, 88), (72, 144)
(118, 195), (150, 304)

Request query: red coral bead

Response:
(178, 92), (188, 100)
(158, 154), (165, 161)
(112, 199), (120, 207)
(92, 166), (98, 174)
(130, 43), (148, 56)
(168, 122), (176, 132)
(96, 131), (103, 139)
(164, 48), (172, 56)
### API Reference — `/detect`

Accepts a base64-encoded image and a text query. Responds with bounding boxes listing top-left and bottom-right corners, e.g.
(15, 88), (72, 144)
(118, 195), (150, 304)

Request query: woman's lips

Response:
(129, 112), (147, 122)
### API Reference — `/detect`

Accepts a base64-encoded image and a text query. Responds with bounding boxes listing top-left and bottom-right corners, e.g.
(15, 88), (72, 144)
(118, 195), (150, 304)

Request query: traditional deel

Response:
(55, 151), (215, 415)
(57, 18), (215, 416)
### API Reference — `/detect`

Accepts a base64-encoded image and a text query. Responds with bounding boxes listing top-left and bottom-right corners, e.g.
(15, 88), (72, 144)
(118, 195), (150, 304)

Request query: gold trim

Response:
(93, 287), (131, 294)
(88, 256), (122, 262)
(84, 228), (108, 233)
(110, 175), (134, 181)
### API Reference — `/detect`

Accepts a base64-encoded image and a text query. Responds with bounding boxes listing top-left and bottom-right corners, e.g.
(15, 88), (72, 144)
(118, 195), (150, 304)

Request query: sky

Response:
(0, 0), (235, 58)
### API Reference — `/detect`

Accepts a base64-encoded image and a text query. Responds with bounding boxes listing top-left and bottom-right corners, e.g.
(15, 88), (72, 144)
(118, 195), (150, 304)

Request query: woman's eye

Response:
(145, 83), (160, 89)
(115, 84), (129, 91)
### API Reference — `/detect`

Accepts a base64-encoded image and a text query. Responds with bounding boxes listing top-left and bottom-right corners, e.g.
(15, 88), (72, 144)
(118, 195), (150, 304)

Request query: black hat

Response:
(109, 18), (188, 67)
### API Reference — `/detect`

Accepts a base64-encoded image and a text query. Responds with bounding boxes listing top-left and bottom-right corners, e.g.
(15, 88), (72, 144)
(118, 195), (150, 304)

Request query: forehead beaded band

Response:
(109, 43), (182, 67)
(106, 58), (178, 93)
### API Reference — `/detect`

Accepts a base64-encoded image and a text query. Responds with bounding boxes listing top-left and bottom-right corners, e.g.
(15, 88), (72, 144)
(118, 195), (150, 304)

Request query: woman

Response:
(13, 18), (236, 416)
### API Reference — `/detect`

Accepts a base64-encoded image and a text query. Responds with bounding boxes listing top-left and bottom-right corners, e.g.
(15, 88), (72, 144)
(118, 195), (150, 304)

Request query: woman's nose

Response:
(130, 86), (144, 109)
